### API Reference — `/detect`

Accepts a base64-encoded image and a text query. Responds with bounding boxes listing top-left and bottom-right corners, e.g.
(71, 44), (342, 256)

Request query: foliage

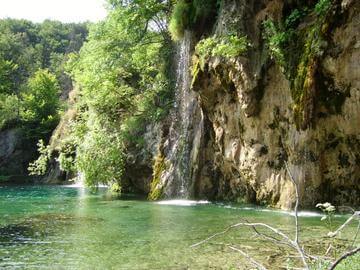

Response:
(110, 182), (122, 194)
(317, 202), (336, 231)
(0, 18), (88, 95)
(169, 0), (192, 41)
(169, 0), (218, 41)
(284, 8), (309, 29)
(56, 139), (76, 172)
(59, 0), (174, 188)
(75, 123), (125, 186)
(315, 0), (332, 16)
(262, 20), (288, 68)
(0, 18), (87, 179)
(212, 35), (248, 58)
(0, 94), (19, 129)
(195, 34), (249, 68)
(0, 59), (17, 94)
(28, 139), (52, 175)
(20, 69), (61, 138)
(262, 0), (336, 129)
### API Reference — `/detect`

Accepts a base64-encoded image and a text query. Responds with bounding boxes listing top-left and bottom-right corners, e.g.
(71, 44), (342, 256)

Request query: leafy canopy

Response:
(51, 0), (174, 188)
(21, 69), (61, 138)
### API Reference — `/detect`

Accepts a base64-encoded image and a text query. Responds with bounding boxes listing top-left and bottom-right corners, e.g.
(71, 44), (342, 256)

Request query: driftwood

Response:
(190, 161), (359, 270)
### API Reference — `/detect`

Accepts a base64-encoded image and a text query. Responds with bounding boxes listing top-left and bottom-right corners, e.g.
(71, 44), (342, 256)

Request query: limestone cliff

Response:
(0, 128), (37, 182)
(148, 0), (359, 209)
(18, 0), (358, 209)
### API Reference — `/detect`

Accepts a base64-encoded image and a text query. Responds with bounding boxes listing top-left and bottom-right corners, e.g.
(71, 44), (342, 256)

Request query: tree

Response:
(0, 59), (17, 95)
(53, 0), (174, 188)
(0, 94), (19, 129)
(21, 69), (61, 138)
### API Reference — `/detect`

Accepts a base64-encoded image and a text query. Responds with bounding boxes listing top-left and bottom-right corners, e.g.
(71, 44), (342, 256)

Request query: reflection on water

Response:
(0, 185), (357, 269)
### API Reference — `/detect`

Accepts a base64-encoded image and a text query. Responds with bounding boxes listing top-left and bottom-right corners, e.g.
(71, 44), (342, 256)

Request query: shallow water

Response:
(0, 185), (357, 269)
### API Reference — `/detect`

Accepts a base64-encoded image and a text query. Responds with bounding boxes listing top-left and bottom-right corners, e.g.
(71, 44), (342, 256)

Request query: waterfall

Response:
(161, 30), (203, 198)
(158, 31), (199, 199)
(175, 30), (192, 196)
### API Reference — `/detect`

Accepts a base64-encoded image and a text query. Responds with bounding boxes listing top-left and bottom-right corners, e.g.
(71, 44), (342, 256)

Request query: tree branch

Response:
(328, 247), (360, 270)
(351, 221), (360, 248)
(327, 211), (360, 238)
(227, 245), (268, 270)
(285, 161), (309, 270)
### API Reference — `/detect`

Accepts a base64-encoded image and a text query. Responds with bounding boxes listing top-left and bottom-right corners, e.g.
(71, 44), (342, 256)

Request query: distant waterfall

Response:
(161, 30), (203, 198)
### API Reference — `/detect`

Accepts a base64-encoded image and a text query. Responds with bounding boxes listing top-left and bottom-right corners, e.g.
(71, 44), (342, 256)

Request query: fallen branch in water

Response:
(190, 161), (358, 269)
(227, 245), (267, 270)
(190, 221), (293, 249)
(327, 211), (360, 238)
(191, 161), (311, 269)
(351, 221), (360, 248)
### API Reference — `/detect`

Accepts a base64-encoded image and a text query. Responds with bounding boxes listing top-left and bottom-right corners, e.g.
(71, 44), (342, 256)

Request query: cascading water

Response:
(160, 30), (204, 198)
(175, 30), (192, 196)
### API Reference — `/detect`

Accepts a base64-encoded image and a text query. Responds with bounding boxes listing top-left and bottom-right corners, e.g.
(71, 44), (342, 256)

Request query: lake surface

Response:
(0, 185), (357, 269)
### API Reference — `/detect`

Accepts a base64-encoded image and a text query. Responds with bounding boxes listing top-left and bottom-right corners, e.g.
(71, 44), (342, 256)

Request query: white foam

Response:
(156, 199), (210, 206)
(62, 183), (108, 188)
(218, 204), (324, 217)
(62, 183), (83, 188)
(288, 211), (323, 217)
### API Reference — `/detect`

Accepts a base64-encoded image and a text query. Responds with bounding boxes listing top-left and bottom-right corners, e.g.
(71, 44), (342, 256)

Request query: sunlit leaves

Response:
(20, 69), (61, 137)
(0, 94), (19, 129)
(60, 0), (174, 188)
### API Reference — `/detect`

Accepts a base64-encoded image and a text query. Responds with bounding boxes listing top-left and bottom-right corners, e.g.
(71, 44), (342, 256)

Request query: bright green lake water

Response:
(0, 185), (357, 269)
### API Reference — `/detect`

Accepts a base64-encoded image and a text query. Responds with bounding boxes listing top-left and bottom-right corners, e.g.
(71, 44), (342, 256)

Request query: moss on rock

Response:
(148, 151), (166, 200)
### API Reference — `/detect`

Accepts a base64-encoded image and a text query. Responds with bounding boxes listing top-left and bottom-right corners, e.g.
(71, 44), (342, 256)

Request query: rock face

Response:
(0, 128), (36, 180)
(7, 0), (356, 209)
(148, 0), (359, 209)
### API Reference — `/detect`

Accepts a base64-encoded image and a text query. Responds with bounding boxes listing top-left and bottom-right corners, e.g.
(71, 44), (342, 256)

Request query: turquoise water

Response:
(0, 185), (358, 269)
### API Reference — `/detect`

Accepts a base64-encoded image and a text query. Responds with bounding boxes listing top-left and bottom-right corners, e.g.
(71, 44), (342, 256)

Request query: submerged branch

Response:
(327, 211), (360, 238)
(190, 222), (294, 249)
(227, 245), (268, 270)
(351, 221), (360, 248)
(191, 162), (312, 269)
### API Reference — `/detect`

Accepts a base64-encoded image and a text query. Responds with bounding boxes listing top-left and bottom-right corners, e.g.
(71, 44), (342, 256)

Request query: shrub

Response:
(20, 69), (61, 138)
(28, 139), (52, 176)
(315, 0), (332, 16)
(212, 35), (248, 58)
(262, 20), (287, 68)
(57, 139), (77, 172)
(76, 126), (125, 187)
(0, 94), (19, 129)
(169, 0), (218, 41)
(169, 0), (192, 41)
(195, 34), (249, 68)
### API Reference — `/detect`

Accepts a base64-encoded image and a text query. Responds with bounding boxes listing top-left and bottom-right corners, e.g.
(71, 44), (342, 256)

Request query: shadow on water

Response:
(0, 213), (103, 247)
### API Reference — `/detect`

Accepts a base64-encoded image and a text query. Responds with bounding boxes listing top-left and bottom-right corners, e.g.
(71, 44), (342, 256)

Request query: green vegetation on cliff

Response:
(0, 19), (87, 177)
(169, 0), (219, 40)
(43, 0), (175, 188)
(262, 0), (346, 129)
(195, 34), (249, 68)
